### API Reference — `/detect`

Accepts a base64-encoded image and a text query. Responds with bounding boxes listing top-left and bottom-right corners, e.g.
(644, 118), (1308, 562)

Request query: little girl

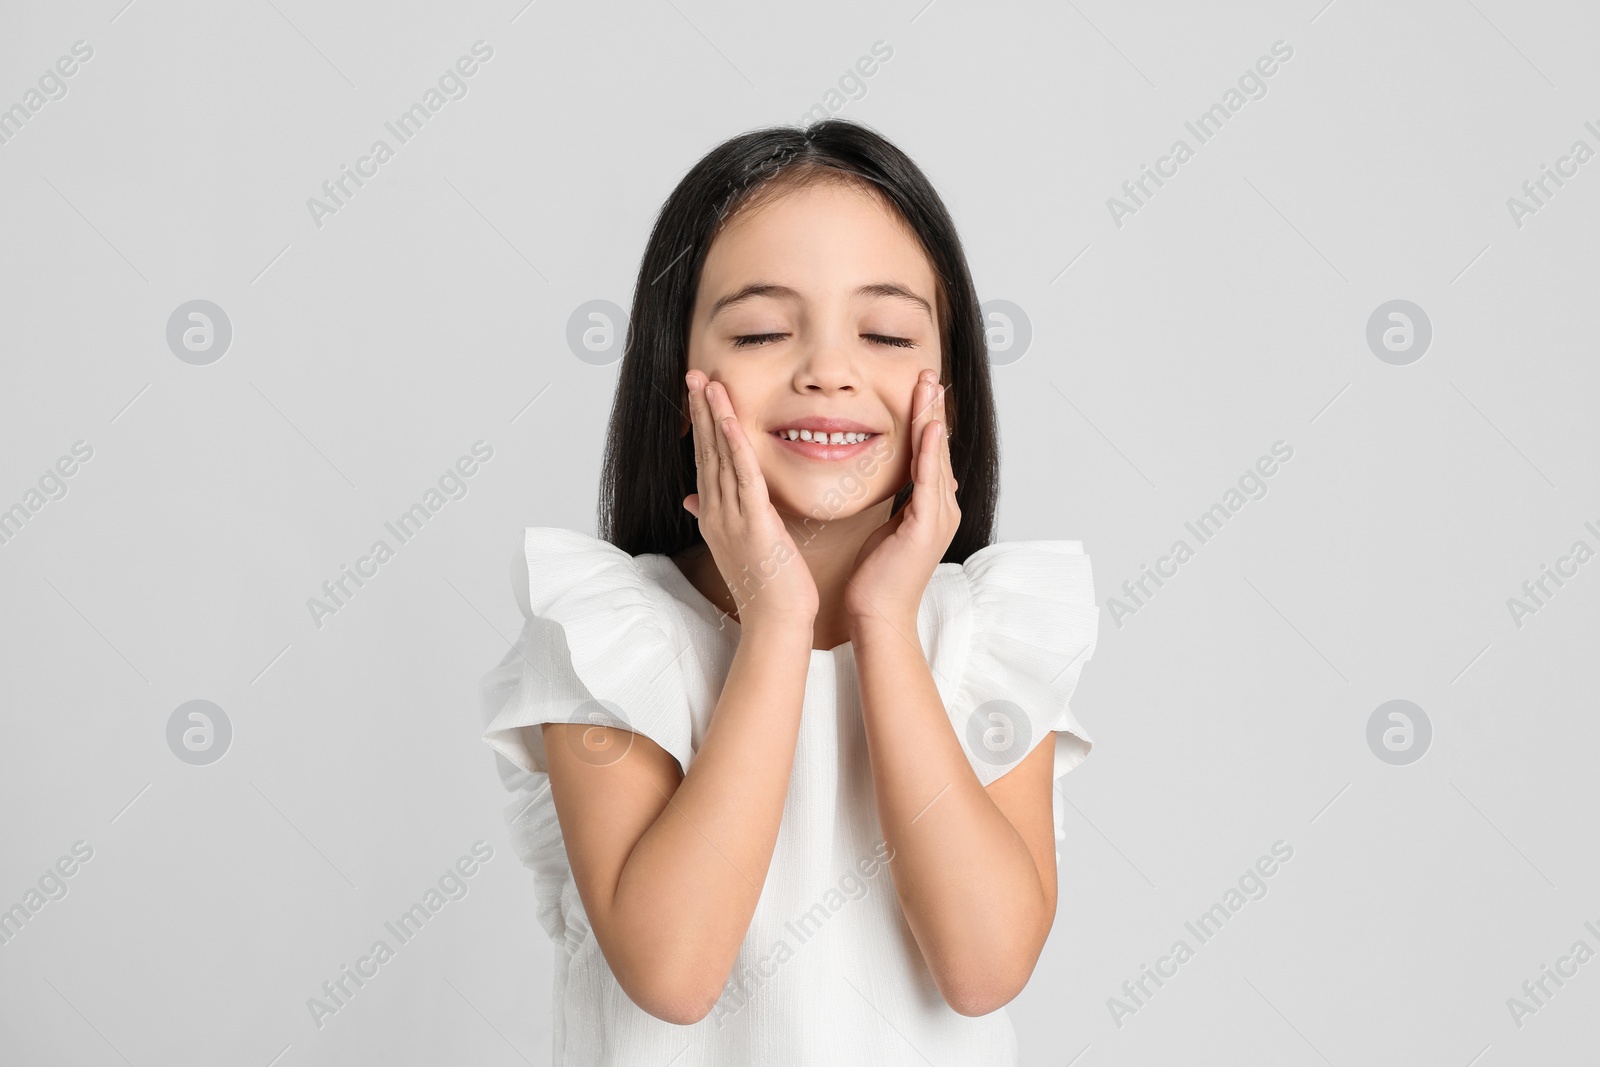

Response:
(480, 118), (1098, 1066)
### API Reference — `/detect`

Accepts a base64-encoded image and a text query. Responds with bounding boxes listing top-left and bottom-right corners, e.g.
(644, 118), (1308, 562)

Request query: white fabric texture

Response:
(479, 526), (1098, 1066)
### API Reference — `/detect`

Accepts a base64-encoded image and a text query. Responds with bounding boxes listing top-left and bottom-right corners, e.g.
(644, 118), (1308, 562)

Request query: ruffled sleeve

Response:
(478, 527), (697, 952)
(938, 540), (1099, 862)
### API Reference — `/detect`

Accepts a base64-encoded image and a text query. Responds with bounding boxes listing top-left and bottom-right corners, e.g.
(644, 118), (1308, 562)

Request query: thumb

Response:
(683, 494), (700, 519)
(861, 506), (904, 556)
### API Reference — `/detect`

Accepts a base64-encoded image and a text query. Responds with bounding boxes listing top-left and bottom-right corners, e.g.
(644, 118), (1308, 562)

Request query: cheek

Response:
(709, 380), (764, 434)
(705, 396), (762, 446)
(860, 434), (906, 485)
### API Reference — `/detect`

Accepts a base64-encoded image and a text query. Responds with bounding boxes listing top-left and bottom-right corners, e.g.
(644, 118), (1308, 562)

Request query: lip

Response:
(768, 416), (879, 434)
(766, 416), (884, 462)
(770, 431), (882, 462)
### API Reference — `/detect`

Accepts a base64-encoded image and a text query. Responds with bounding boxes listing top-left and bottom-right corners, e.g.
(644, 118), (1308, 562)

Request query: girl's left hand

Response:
(845, 369), (961, 625)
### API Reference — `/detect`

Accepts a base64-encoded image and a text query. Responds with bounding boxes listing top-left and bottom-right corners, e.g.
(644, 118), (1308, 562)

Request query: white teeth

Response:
(777, 429), (874, 444)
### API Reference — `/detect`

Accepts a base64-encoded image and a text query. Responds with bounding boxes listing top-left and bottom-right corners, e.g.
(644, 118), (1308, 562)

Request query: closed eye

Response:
(730, 333), (918, 349)
(730, 333), (786, 348)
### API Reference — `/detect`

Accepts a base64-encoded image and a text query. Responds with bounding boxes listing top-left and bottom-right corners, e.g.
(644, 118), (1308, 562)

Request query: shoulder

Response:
(949, 538), (1092, 597)
(506, 527), (717, 653)
(922, 539), (1094, 637)
(922, 538), (1099, 781)
(507, 526), (646, 620)
(478, 528), (714, 949)
(486, 526), (711, 772)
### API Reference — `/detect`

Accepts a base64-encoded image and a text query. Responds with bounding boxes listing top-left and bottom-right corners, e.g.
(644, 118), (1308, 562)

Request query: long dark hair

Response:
(598, 118), (999, 563)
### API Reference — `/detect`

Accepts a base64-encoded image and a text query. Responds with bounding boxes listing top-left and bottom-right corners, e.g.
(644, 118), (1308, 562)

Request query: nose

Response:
(794, 334), (859, 394)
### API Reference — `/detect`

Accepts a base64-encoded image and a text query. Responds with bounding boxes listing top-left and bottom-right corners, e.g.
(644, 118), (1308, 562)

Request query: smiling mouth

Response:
(769, 430), (882, 460)
(771, 428), (878, 445)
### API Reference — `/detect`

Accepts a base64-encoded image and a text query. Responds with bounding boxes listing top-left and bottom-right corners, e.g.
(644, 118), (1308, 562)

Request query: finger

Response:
(920, 378), (949, 504)
(902, 418), (932, 523)
(912, 368), (941, 420)
(921, 418), (942, 502)
(937, 383), (954, 497)
(705, 381), (740, 516)
(910, 370), (941, 490)
(935, 442), (948, 502)
(684, 374), (716, 515)
(717, 402), (771, 518)
(686, 372), (722, 517)
(703, 381), (766, 508)
(897, 419), (936, 534)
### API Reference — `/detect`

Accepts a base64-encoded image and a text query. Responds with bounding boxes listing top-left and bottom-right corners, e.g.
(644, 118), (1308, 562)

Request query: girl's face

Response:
(683, 180), (943, 523)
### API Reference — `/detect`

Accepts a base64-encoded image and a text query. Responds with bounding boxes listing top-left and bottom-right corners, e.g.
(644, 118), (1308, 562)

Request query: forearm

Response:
(609, 619), (812, 1010)
(850, 611), (1050, 1013)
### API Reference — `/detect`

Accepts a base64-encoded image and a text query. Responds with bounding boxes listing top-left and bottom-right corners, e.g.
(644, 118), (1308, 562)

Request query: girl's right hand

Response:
(683, 370), (819, 629)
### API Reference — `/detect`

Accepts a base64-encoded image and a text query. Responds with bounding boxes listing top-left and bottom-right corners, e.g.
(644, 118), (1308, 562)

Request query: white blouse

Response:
(480, 527), (1098, 1066)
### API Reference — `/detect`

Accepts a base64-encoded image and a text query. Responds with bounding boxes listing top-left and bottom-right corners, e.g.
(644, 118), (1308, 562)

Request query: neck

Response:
(784, 500), (895, 648)
(675, 496), (900, 650)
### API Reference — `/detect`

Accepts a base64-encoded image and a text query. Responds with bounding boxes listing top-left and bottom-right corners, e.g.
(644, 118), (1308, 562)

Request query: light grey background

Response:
(1, 0), (1596, 1064)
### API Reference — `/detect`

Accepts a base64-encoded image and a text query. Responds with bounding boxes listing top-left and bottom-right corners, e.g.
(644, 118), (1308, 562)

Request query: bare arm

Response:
(850, 610), (1059, 1017)
(541, 617), (812, 1024)
(839, 371), (1059, 1013)
(541, 367), (820, 1023)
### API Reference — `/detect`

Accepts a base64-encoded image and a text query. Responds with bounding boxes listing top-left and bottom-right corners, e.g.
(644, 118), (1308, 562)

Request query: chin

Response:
(768, 482), (893, 527)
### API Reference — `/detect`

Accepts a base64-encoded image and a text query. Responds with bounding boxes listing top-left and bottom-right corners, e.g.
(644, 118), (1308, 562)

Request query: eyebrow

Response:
(707, 282), (934, 323)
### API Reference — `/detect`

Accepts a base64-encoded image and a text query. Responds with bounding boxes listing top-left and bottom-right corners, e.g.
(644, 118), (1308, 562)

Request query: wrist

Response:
(738, 612), (817, 643)
(847, 608), (919, 640)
